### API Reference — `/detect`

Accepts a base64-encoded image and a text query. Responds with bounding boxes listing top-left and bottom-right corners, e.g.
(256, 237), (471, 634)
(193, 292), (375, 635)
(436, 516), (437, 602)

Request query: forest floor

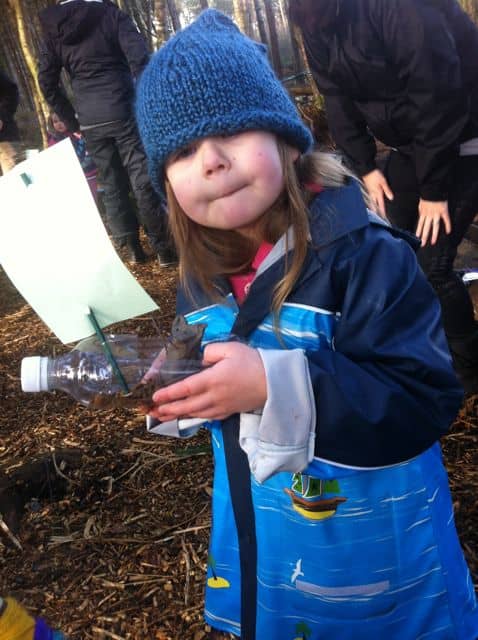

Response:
(0, 241), (477, 640)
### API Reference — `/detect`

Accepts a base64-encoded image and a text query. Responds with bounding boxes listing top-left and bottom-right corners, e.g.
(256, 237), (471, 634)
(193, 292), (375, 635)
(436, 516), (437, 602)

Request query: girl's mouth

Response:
(218, 184), (245, 199)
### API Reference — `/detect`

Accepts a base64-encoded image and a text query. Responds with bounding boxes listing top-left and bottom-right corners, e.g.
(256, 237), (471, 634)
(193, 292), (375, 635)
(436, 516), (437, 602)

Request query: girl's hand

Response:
(148, 341), (267, 422)
(362, 169), (394, 219)
(416, 199), (451, 246)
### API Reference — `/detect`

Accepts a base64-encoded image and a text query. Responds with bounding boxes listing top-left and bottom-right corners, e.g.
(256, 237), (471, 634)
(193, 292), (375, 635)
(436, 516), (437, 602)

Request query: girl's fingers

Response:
(149, 343), (266, 421)
(150, 392), (218, 421)
(152, 369), (208, 404)
(202, 341), (230, 364)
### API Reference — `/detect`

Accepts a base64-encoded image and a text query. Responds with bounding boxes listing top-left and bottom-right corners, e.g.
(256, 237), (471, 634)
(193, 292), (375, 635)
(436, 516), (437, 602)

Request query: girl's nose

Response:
(200, 139), (230, 176)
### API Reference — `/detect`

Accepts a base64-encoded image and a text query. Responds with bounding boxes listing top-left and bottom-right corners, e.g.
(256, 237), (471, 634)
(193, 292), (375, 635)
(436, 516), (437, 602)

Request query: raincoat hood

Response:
(39, 0), (107, 45)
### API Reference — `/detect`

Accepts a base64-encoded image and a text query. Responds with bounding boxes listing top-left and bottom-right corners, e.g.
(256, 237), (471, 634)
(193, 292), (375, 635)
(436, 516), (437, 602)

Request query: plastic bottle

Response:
(21, 334), (203, 409)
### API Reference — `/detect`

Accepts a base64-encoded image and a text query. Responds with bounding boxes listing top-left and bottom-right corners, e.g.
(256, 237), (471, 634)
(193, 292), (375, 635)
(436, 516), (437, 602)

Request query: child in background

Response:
(0, 596), (66, 639)
(47, 111), (97, 200)
(136, 9), (478, 640)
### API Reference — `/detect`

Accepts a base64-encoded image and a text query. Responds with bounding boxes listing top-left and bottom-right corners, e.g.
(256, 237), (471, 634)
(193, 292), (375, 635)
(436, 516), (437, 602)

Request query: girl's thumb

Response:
(202, 341), (235, 365)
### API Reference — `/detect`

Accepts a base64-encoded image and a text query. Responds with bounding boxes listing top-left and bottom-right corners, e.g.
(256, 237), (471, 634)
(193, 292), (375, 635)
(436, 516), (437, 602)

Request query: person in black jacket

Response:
(289, 0), (478, 395)
(0, 70), (24, 174)
(38, 0), (174, 265)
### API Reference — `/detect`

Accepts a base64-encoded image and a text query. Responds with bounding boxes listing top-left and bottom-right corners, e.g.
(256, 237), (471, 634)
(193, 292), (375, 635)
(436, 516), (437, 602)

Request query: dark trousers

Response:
(384, 150), (478, 380)
(83, 118), (167, 251)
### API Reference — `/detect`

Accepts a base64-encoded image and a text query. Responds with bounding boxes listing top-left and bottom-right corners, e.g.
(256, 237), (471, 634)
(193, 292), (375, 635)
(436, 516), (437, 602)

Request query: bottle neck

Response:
(38, 357), (50, 391)
(46, 351), (124, 404)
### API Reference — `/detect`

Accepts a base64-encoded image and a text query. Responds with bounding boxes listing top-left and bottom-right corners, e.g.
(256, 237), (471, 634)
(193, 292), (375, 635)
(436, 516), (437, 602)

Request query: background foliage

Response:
(3, 0), (476, 149)
(1, 0), (310, 148)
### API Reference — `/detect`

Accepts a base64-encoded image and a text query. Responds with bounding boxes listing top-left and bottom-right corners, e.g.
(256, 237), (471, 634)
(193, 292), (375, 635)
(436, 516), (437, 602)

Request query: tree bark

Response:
(253, 0), (268, 45)
(277, 0), (288, 29)
(292, 24), (320, 99)
(242, 0), (255, 38)
(282, 0), (302, 74)
(1, 4), (37, 113)
(8, 0), (49, 146)
(154, 0), (168, 46)
(233, 0), (247, 33)
(263, 0), (283, 77)
(167, 0), (181, 32)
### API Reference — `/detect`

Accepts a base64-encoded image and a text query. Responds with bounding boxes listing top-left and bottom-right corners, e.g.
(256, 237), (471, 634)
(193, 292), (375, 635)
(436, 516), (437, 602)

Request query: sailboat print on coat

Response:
(207, 553), (231, 589)
(284, 474), (347, 521)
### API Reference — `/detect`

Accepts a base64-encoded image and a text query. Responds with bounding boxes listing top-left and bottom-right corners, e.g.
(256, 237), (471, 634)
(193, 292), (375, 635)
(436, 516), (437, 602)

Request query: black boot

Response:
(156, 242), (178, 267)
(126, 236), (147, 264)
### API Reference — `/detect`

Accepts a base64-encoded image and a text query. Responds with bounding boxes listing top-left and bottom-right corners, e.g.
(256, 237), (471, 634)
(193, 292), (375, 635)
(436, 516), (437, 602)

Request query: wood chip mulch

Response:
(0, 251), (477, 639)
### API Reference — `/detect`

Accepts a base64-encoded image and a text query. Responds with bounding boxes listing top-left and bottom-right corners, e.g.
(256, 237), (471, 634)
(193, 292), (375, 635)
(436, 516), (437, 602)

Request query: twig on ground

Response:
(182, 536), (191, 605)
(0, 514), (22, 550)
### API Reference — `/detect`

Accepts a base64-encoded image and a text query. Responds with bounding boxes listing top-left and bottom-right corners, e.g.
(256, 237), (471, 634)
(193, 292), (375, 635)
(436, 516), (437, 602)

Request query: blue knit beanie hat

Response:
(136, 9), (313, 194)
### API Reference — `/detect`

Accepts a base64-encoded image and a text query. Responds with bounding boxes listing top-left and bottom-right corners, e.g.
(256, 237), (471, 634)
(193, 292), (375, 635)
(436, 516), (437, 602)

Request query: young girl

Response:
(136, 9), (478, 640)
(47, 111), (97, 200)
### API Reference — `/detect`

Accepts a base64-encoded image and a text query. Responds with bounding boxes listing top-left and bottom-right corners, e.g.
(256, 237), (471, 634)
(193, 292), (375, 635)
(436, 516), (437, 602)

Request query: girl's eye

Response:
(172, 144), (196, 162)
(219, 133), (238, 141)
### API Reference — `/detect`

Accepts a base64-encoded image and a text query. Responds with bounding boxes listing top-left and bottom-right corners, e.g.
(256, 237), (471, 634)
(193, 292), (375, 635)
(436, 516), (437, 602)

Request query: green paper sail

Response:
(0, 139), (158, 344)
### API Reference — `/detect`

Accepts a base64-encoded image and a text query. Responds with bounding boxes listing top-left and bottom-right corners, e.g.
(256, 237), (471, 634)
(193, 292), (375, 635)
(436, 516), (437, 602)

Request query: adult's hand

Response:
(148, 341), (267, 422)
(416, 199), (451, 246)
(362, 169), (394, 219)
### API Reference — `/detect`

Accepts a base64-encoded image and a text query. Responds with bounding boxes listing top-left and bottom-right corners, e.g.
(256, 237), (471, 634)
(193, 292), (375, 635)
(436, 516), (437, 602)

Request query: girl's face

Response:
(165, 131), (299, 237)
(51, 113), (67, 133)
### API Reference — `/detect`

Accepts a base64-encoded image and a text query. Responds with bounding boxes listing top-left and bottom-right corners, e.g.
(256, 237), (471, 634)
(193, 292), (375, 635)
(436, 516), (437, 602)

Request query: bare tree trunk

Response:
(8, 0), (49, 146)
(123, 0), (153, 49)
(199, 0), (209, 10)
(292, 24), (320, 100)
(145, 0), (154, 50)
(154, 0), (168, 46)
(242, 0), (255, 38)
(167, 0), (181, 32)
(282, 0), (302, 74)
(253, 0), (268, 45)
(2, 2), (41, 113)
(277, 0), (288, 29)
(233, 0), (247, 33)
(263, 0), (283, 77)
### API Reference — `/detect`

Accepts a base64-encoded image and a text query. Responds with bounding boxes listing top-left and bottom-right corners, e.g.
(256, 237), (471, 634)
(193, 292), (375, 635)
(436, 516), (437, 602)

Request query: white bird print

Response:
(291, 558), (304, 583)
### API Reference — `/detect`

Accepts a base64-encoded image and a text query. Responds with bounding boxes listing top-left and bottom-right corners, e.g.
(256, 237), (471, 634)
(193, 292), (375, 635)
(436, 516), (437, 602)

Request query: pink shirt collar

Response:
(229, 241), (274, 304)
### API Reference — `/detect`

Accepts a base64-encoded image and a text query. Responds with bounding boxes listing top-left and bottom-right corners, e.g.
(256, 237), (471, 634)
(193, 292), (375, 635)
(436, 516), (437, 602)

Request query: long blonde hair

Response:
(165, 140), (356, 313)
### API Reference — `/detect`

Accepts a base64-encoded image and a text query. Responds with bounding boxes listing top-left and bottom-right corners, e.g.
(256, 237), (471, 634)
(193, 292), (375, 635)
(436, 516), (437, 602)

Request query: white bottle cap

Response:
(21, 356), (49, 392)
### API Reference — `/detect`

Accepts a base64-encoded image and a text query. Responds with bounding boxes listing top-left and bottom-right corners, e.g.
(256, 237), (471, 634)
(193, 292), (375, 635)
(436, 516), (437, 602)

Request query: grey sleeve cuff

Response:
(239, 348), (316, 483)
(146, 415), (204, 438)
